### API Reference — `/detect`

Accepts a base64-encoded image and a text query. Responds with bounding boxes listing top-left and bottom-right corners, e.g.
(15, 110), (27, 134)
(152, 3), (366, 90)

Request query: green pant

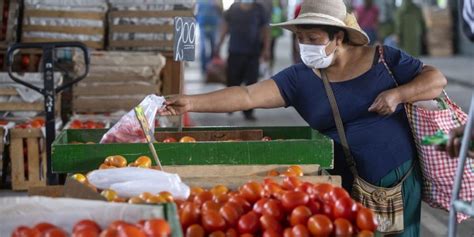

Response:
(375, 159), (422, 237)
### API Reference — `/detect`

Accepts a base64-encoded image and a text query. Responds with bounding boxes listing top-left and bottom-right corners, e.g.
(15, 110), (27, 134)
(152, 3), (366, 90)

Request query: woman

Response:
(160, 0), (447, 235)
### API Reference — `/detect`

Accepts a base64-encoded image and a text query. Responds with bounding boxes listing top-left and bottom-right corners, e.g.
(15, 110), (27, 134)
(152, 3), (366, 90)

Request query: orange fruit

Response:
(104, 155), (127, 168)
(71, 173), (87, 183)
(135, 156), (152, 168)
(179, 136), (196, 143)
(101, 189), (118, 202)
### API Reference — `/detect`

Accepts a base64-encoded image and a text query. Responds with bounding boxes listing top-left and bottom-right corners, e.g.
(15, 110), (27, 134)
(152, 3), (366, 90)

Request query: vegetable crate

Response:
(10, 128), (47, 190)
(51, 126), (334, 173)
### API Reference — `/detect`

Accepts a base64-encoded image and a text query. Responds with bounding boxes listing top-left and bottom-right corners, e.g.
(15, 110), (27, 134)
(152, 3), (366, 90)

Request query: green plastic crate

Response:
(52, 126), (333, 173)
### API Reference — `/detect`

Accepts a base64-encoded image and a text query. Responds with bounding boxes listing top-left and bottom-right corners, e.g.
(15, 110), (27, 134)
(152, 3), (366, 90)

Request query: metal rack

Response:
(448, 93), (474, 237)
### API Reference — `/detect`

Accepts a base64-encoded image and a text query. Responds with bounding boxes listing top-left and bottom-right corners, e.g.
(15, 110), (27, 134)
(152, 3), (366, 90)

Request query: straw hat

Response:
(271, 0), (369, 45)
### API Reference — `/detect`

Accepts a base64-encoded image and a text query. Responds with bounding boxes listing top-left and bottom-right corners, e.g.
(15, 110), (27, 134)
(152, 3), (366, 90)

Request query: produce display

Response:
(14, 118), (45, 129)
(11, 218), (171, 237)
(159, 136), (273, 143)
(69, 120), (106, 129)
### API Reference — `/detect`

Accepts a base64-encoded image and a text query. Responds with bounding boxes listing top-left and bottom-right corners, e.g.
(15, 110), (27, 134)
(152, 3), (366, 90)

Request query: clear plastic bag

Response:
(100, 94), (165, 143)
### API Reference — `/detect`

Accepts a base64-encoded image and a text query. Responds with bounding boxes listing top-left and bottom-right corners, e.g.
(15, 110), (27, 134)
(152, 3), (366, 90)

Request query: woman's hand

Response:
(445, 125), (474, 158)
(158, 95), (191, 116)
(368, 89), (402, 115)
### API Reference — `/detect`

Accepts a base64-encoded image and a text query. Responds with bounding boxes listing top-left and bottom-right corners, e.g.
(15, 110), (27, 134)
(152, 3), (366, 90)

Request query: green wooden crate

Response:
(52, 126), (333, 173)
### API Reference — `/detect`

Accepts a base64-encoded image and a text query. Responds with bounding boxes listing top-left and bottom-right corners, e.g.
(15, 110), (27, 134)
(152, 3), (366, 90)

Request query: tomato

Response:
(180, 202), (200, 228)
(116, 225), (146, 237)
(33, 223), (56, 233)
(99, 229), (118, 237)
(237, 211), (260, 234)
(263, 183), (284, 199)
(291, 224), (310, 237)
(309, 183), (333, 201)
(209, 231), (226, 237)
(73, 220), (101, 233)
(42, 228), (67, 237)
(134, 156), (152, 168)
(357, 230), (375, 237)
(185, 224), (205, 237)
(136, 220), (146, 229)
(219, 203), (240, 227)
(143, 219), (171, 236)
(307, 200), (322, 215)
(333, 218), (354, 237)
(239, 181), (264, 204)
(190, 187), (205, 196)
(262, 229), (281, 237)
(228, 196), (252, 213)
(11, 226), (40, 237)
(128, 197), (145, 204)
(108, 221), (133, 231)
(294, 182), (313, 194)
(333, 197), (357, 222)
(356, 208), (378, 232)
(180, 136), (196, 142)
(252, 198), (268, 215)
(324, 187), (350, 204)
(287, 165), (304, 177)
(240, 234), (254, 237)
(162, 137), (177, 143)
(214, 193), (230, 204)
(211, 185), (229, 196)
(261, 136), (272, 141)
(146, 195), (166, 204)
(104, 155), (127, 168)
(307, 215), (333, 237)
(194, 191), (214, 207)
(225, 228), (238, 237)
(282, 176), (302, 190)
(266, 170), (279, 176)
(281, 191), (309, 212)
(262, 199), (285, 221)
(72, 228), (100, 237)
(321, 202), (335, 220)
(22, 55), (30, 67)
(290, 206), (312, 226)
(202, 200), (222, 212)
(282, 228), (292, 237)
(259, 214), (282, 233)
(201, 210), (226, 232)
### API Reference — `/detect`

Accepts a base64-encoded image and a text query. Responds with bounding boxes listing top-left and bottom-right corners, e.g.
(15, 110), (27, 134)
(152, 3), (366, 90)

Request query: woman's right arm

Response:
(159, 79), (286, 116)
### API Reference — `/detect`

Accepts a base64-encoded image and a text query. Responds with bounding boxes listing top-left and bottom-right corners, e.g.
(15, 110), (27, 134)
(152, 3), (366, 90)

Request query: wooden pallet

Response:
(10, 128), (47, 190)
(108, 9), (194, 51)
(21, 9), (106, 49)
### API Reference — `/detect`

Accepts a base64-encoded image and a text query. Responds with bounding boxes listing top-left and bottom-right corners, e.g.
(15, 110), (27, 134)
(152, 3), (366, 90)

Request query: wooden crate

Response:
(21, 9), (106, 49)
(161, 52), (184, 95)
(108, 10), (194, 51)
(10, 128), (47, 190)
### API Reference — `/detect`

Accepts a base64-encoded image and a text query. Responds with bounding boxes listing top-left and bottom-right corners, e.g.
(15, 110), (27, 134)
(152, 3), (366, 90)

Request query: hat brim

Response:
(271, 16), (370, 46)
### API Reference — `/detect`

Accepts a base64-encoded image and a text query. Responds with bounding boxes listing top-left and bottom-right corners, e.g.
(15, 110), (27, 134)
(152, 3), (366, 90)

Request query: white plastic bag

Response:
(87, 167), (190, 200)
(100, 94), (165, 143)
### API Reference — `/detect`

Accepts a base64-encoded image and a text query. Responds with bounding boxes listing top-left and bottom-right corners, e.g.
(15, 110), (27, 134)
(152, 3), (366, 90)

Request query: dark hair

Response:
(296, 25), (349, 43)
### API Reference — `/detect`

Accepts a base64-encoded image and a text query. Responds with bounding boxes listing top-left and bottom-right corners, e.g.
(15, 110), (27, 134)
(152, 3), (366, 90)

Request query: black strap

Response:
(319, 69), (358, 177)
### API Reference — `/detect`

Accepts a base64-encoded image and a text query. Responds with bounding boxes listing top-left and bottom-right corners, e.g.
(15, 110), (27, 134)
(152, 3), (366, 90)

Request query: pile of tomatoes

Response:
(177, 177), (377, 237)
(11, 218), (171, 237)
(69, 120), (106, 129)
(15, 118), (45, 129)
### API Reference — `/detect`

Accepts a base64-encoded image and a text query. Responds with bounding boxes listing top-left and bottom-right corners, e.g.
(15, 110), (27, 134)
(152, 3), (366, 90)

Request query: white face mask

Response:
(299, 42), (336, 69)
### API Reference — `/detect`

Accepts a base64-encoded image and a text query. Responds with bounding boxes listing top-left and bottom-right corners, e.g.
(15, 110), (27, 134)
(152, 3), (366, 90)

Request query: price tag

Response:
(173, 16), (196, 61)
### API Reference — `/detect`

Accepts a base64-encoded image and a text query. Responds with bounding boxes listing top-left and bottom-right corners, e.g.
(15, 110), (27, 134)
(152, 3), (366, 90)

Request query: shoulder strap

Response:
(378, 45), (399, 86)
(319, 69), (358, 177)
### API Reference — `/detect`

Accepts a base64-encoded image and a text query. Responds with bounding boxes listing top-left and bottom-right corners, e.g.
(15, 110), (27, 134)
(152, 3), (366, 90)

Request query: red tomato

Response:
(225, 228), (238, 237)
(213, 193), (230, 204)
(11, 226), (40, 237)
(309, 183), (333, 201)
(180, 202), (200, 228)
(262, 199), (285, 221)
(239, 181), (264, 204)
(240, 234), (254, 237)
(357, 230), (375, 237)
(290, 206), (312, 226)
(73, 220), (101, 233)
(259, 214), (282, 233)
(291, 224), (310, 237)
(22, 55), (30, 67)
(185, 224), (205, 237)
(282, 228), (292, 237)
(294, 182), (313, 194)
(307, 215), (333, 237)
(356, 208), (378, 232)
(225, 201), (244, 216)
(281, 191), (309, 212)
(72, 228), (100, 237)
(333, 197), (358, 222)
(162, 137), (177, 143)
(33, 223), (56, 233)
(42, 228), (67, 237)
(219, 203), (240, 227)
(96, 229), (117, 237)
(322, 202), (335, 220)
(202, 200), (222, 212)
(208, 231), (225, 237)
(194, 191), (213, 207)
(201, 210), (226, 232)
(108, 221), (133, 231)
(252, 198), (269, 215)
(307, 200), (322, 215)
(237, 211), (260, 234)
(324, 187), (350, 203)
(287, 165), (304, 177)
(333, 218), (354, 237)
(262, 229), (282, 237)
(282, 176), (302, 190)
(117, 225), (146, 237)
(136, 220), (146, 229)
(263, 183), (284, 199)
(143, 219), (171, 236)
(228, 196), (252, 213)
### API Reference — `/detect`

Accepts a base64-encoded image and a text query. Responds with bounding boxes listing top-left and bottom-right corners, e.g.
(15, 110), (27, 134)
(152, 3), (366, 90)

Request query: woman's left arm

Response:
(369, 65), (447, 115)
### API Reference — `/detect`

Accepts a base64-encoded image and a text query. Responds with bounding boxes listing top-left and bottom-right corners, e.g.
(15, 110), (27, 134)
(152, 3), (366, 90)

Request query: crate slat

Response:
(73, 98), (145, 113)
(110, 25), (174, 33)
(22, 38), (103, 49)
(23, 9), (105, 20)
(22, 25), (105, 35)
(109, 10), (193, 18)
(10, 133), (25, 190)
(108, 40), (174, 48)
